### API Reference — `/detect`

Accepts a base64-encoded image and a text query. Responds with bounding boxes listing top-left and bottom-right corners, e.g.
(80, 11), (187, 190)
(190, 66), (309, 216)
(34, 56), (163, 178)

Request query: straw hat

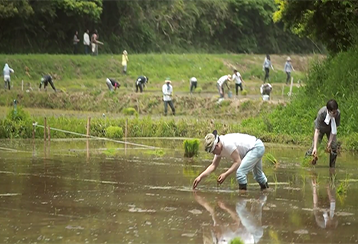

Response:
(287, 57), (291, 61)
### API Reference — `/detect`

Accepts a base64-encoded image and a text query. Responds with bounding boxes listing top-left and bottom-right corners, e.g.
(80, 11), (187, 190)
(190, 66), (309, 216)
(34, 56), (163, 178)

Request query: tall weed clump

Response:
(0, 107), (32, 138)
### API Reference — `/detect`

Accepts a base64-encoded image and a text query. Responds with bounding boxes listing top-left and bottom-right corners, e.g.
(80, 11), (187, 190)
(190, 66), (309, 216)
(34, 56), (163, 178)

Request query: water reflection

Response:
(194, 192), (266, 244)
(311, 170), (338, 230)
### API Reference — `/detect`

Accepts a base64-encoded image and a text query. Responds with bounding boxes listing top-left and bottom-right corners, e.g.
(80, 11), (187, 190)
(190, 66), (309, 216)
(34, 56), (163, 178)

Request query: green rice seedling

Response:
(336, 173), (350, 196)
(264, 153), (278, 166)
(241, 90), (248, 96)
(103, 148), (117, 157)
(106, 126), (123, 139)
(183, 138), (200, 158)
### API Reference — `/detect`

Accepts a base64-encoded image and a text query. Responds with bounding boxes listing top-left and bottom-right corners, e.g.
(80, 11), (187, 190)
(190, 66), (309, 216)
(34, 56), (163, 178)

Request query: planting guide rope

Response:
(35, 124), (160, 150)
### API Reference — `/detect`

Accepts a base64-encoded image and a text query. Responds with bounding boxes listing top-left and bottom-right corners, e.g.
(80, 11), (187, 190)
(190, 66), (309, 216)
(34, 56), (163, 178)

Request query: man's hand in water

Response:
(217, 173), (227, 185)
(193, 176), (202, 189)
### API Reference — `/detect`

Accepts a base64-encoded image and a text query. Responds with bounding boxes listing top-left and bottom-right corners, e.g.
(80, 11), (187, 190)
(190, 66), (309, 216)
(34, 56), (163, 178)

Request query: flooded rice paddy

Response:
(0, 138), (357, 243)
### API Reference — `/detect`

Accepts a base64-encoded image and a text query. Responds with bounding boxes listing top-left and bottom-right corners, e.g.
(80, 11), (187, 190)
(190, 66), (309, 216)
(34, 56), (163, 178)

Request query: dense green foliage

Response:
(0, 0), (318, 54)
(274, 0), (358, 53)
(242, 44), (358, 150)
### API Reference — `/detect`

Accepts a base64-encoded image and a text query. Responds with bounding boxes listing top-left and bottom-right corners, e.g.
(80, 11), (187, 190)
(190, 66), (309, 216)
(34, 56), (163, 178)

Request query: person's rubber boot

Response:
(329, 151), (337, 168)
(239, 184), (247, 191)
(259, 182), (269, 190)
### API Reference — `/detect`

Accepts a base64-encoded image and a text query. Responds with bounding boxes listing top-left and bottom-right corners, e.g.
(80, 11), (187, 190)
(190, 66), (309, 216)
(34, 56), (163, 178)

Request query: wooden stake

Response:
(47, 126), (50, 141)
(44, 117), (47, 141)
(86, 117), (91, 137)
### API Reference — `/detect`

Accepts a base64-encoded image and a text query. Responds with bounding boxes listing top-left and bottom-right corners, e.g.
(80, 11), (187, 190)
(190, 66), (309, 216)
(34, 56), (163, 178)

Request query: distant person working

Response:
(39, 75), (57, 92)
(3, 63), (14, 90)
(135, 76), (149, 93)
(106, 78), (120, 91)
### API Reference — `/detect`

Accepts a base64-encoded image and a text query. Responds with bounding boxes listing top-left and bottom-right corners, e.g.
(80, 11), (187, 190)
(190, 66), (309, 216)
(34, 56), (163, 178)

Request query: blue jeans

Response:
(236, 139), (267, 185)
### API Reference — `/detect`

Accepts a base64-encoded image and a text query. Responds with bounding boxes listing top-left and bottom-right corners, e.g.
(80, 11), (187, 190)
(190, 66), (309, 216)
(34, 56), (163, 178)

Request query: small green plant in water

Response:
(103, 148), (117, 156)
(145, 149), (165, 157)
(123, 107), (138, 116)
(264, 153), (278, 166)
(183, 138), (200, 158)
(106, 126), (123, 139)
(230, 237), (244, 244)
(336, 173), (350, 195)
(241, 90), (248, 96)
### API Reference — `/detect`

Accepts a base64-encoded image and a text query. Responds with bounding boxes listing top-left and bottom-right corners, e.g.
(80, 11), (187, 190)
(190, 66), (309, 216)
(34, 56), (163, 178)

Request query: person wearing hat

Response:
(232, 69), (244, 96)
(217, 74), (231, 98)
(122, 50), (129, 74)
(39, 74), (57, 92)
(284, 57), (295, 85)
(105, 78), (120, 91)
(192, 130), (269, 191)
(135, 75), (149, 93)
(162, 78), (175, 116)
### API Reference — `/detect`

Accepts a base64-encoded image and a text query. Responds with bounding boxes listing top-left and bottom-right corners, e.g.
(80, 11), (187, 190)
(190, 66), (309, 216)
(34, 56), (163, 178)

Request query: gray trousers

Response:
(4, 78), (10, 90)
(164, 100), (175, 115)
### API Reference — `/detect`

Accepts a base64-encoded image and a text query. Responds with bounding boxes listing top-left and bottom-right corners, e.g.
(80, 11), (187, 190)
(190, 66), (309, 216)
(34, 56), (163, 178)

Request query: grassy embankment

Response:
(0, 54), (311, 114)
(0, 54), (320, 146)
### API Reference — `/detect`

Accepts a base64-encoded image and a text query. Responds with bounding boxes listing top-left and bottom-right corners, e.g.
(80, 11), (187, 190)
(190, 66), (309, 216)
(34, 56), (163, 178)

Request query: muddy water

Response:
(0, 139), (357, 243)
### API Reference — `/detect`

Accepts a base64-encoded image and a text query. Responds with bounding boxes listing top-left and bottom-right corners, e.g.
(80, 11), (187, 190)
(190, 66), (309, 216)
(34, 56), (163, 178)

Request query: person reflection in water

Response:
(194, 192), (266, 244)
(311, 171), (338, 230)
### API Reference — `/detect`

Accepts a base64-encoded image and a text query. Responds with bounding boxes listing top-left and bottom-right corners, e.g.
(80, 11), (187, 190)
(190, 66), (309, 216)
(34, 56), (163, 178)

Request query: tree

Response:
(273, 0), (358, 53)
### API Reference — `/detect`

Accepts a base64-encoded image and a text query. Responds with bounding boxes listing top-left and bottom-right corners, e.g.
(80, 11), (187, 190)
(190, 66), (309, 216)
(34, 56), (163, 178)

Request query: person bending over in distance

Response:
(105, 78), (120, 91)
(39, 75), (57, 92)
(189, 77), (198, 94)
(135, 76), (149, 93)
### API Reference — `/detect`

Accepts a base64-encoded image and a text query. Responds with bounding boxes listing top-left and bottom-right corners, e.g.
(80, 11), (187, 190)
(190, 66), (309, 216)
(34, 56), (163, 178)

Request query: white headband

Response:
(209, 135), (219, 153)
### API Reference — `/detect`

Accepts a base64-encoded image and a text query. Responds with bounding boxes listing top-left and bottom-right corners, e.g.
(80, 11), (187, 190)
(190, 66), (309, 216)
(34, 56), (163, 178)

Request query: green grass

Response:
(1, 54), (313, 94)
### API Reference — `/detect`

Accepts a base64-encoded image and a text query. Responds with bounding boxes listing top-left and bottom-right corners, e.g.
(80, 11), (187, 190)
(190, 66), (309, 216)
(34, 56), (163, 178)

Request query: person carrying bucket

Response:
(260, 83), (272, 100)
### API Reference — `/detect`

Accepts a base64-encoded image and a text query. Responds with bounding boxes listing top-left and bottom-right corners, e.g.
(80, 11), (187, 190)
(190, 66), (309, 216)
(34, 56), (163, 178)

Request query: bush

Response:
(106, 126), (124, 139)
(0, 107), (33, 138)
(183, 138), (200, 157)
(123, 107), (138, 116)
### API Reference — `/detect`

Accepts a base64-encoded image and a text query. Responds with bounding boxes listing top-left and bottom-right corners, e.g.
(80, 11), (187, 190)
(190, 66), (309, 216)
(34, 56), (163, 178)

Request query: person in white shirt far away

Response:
(217, 74), (231, 98)
(189, 77), (197, 94)
(83, 29), (90, 55)
(232, 69), (244, 97)
(162, 78), (175, 116)
(3, 63), (14, 90)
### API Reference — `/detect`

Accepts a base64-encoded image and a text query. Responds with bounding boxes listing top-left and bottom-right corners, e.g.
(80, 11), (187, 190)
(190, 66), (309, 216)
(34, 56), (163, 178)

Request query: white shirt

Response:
(190, 77), (197, 83)
(232, 72), (242, 84)
(162, 83), (173, 101)
(217, 75), (229, 87)
(83, 32), (90, 45)
(214, 133), (257, 160)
